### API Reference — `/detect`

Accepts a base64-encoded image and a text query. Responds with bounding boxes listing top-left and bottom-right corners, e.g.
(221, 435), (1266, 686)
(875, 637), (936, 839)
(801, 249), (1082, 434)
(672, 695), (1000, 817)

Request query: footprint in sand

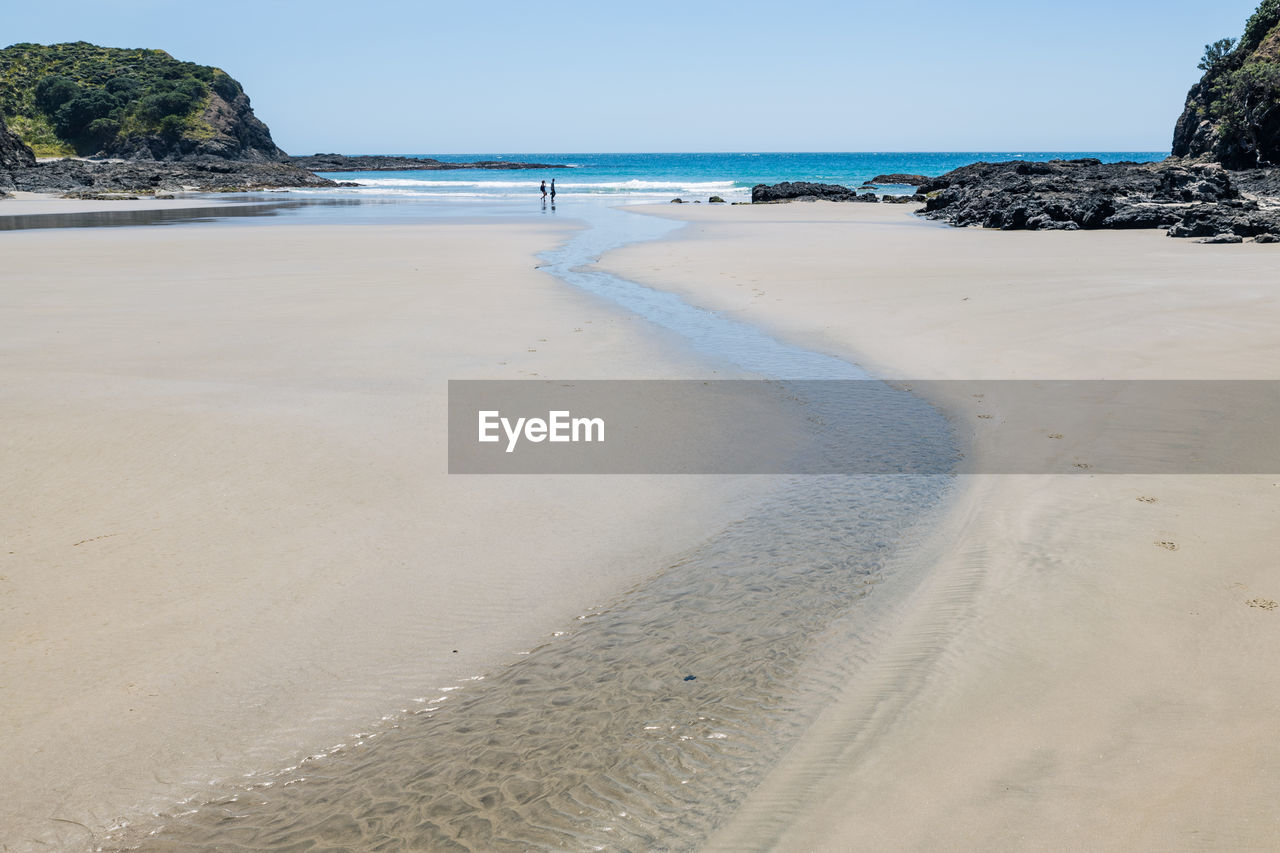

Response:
(1155, 540), (1179, 551)
(72, 533), (122, 547)
(1246, 598), (1278, 610)
(978, 414), (993, 419)
(1137, 496), (1159, 503)
(1074, 462), (1092, 470)
(1048, 433), (1063, 440)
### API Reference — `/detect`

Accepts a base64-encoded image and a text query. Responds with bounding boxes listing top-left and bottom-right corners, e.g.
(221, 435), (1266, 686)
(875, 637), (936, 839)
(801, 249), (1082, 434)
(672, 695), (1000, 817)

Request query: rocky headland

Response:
(1172, 0), (1280, 167)
(0, 42), (572, 195)
(0, 42), (284, 162)
(914, 2), (1280, 242)
(751, 1), (1280, 243)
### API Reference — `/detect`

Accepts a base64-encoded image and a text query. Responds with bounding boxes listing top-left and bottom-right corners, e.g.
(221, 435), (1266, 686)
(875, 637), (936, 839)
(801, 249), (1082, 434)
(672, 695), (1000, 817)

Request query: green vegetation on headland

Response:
(1174, 0), (1280, 166)
(0, 41), (281, 160)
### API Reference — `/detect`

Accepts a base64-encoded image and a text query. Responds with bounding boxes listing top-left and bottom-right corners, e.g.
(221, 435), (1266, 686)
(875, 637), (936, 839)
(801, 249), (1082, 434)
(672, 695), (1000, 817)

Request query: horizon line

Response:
(292, 150), (1174, 156)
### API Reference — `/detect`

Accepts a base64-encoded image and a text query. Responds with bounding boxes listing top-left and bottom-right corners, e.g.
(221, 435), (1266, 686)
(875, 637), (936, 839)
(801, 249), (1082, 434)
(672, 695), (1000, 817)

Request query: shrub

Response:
(136, 89), (201, 122)
(1241, 0), (1280, 52)
(157, 114), (186, 140)
(34, 74), (81, 112)
(211, 72), (241, 102)
(105, 75), (143, 99)
(53, 88), (120, 137)
(83, 116), (120, 147)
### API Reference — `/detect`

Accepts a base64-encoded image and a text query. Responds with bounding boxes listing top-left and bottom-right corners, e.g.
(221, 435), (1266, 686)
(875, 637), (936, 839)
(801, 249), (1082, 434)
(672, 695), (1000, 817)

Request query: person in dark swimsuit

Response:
(540, 180), (547, 199)
(550, 178), (556, 201)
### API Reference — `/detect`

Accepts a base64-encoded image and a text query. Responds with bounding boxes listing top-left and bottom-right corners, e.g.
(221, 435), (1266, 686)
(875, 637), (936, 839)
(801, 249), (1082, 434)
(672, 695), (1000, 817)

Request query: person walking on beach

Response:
(540, 180), (547, 200)
(550, 178), (556, 201)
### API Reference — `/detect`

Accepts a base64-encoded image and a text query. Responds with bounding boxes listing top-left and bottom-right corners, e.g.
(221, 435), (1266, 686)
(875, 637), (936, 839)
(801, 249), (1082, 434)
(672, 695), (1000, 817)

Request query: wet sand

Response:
(600, 203), (1280, 851)
(0, 191), (228, 215)
(0, 219), (760, 848)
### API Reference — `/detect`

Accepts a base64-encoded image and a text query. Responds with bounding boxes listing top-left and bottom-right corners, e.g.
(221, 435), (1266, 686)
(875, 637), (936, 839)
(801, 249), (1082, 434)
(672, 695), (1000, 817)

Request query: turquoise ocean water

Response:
(317, 151), (1168, 203)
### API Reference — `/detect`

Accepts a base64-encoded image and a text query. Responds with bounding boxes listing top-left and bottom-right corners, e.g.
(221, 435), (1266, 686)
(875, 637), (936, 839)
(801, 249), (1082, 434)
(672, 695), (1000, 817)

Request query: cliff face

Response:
(0, 111), (35, 169)
(1173, 1), (1280, 168)
(107, 80), (284, 161)
(0, 42), (285, 161)
(0, 112), (35, 192)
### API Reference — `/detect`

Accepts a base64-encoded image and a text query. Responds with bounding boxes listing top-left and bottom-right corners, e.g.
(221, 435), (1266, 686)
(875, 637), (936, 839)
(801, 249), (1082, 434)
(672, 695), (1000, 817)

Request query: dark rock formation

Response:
(1171, 1), (1280, 168)
(708, 195), (726, 203)
(751, 182), (904, 204)
(1, 113), (36, 194)
(918, 158), (1280, 240)
(1166, 198), (1280, 238)
(8, 157), (334, 193)
(863, 173), (931, 186)
(752, 182), (859, 202)
(289, 154), (570, 171)
(1, 113), (36, 171)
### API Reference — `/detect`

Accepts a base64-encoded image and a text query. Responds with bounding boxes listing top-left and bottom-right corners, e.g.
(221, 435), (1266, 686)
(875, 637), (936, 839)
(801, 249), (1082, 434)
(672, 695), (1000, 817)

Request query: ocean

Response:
(0, 151), (1172, 233)
(313, 151), (1168, 203)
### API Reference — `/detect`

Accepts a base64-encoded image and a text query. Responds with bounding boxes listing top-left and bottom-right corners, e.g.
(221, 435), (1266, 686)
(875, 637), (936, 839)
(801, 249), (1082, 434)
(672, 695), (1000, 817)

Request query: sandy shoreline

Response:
(0, 191), (230, 215)
(0, 217), (761, 848)
(600, 203), (1280, 851)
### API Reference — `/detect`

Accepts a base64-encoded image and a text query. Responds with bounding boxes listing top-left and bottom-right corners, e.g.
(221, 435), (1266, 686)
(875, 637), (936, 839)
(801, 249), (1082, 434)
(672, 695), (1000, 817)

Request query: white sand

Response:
(0, 220), (759, 848)
(600, 203), (1280, 851)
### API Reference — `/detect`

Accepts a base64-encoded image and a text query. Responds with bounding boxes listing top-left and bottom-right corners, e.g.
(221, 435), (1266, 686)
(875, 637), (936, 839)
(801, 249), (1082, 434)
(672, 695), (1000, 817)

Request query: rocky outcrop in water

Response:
(8, 156), (334, 193)
(750, 181), (922, 204)
(289, 154), (570, 171)
(753, 182), (869, 202)
(917, 158), (1280, 240)
(864, 173), (930, 186)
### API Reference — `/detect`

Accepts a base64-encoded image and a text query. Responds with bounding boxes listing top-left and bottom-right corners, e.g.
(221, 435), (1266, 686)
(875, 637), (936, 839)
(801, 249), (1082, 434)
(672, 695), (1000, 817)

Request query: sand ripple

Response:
(103, 475), (948, 852)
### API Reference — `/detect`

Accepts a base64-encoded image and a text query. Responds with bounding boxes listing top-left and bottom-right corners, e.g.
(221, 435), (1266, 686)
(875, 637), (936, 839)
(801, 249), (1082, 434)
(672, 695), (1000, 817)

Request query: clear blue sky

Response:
(2, 0), (1263, 153)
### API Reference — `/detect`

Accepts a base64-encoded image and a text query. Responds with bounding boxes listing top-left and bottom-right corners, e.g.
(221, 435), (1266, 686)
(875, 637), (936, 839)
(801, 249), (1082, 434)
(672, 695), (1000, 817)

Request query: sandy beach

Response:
(3, 198), (1277, 851)
(6, 0), (1280, 846)
(598, 202), (1280, 851)
(0, 214), (759, 848)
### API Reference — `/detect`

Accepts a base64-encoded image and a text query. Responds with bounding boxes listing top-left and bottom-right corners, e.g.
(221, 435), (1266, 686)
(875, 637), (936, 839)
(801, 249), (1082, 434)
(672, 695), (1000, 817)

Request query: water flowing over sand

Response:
(97, 201), (956, 851)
